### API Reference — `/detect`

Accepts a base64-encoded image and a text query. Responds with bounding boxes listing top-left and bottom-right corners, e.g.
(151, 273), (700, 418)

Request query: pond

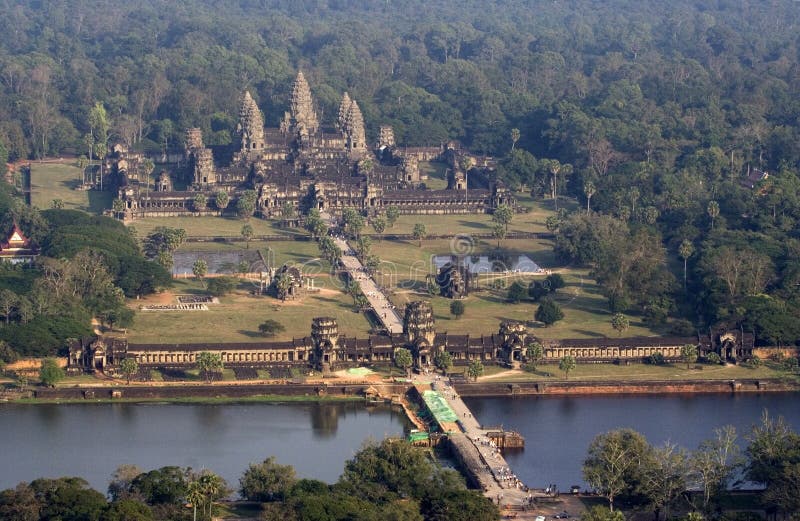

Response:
(172, 250), (265, 276)
(432, 254), (542, 274)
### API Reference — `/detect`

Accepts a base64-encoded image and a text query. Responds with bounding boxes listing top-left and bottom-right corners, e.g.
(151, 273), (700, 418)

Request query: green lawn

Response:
(375, 200), (554, 236)
(29, 162), (112, 213)
(420, 161), (448, 190)
(177, 240), (330, 270)
(126, 278), (372, 343)
(129, 216), (304, 238)
(367, 238), (659, 340)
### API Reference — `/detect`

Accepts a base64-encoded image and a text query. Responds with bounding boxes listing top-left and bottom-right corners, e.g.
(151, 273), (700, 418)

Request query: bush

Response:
(39, 358), (65, 386)
(528, 281), (549, 302)
(705, 352), (722, 365)
(781, 357), (799, 372)
(646, 352), (665, 365)
(449, 300), (465, 318)
(206, 277), (237, 296)
(507, 282), (526, 303)
(535, 299), (564, 326)
(489, 279), (506, 290)
(545, 273), (565, 291)
(669, 319), (695, 336)
(608, 294), (631, 313)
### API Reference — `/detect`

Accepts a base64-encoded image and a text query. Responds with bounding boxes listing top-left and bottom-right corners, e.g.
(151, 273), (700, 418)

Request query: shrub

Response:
(206, 277), (237, 296)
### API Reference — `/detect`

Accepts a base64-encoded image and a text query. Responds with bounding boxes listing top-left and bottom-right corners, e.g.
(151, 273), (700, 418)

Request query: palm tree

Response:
(584, 181), (596, 214)
(707, 200), (720, 230)
(678, 240), (694, 290)
(459, 156), (475, 203)
(141, 158), (154, 199)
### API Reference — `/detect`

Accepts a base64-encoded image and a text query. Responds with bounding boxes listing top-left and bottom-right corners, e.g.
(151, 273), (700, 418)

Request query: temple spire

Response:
(238, 90), (265, 152)
(344, 99), (367, 158)
(289, 71), (319, 135)
(337, 92), (352, 131)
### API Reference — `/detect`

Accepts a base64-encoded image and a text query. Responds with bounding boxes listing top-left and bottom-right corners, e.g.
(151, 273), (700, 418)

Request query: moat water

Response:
(0, 401), (410, 491)
(464, 393), (800, 490)
(1, 394), (798, 493)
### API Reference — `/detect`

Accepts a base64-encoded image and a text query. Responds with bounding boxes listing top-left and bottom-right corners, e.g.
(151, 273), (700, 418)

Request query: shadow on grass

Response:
(494, 316), (535, 327)
(457, 220), (488, 230)
(397, 279), (427, 291)
(573, 329), (607, 338)
(60, 178), (82, 190)
(237, 330), (267, 339)
(87, 190), (113, 214)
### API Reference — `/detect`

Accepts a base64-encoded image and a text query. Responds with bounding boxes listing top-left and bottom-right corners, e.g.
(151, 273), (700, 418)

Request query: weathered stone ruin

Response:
(111, 72), (516, 221)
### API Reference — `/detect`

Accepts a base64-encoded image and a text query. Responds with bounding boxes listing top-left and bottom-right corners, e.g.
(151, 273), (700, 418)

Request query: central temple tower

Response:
(285, 71), (319, 137)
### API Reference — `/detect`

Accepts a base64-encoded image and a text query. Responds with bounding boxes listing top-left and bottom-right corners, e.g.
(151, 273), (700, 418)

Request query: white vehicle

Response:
(535, 516), (546, 521)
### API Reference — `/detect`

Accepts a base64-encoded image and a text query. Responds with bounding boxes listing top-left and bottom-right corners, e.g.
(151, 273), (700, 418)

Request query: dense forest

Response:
(2, 0), (800, 344)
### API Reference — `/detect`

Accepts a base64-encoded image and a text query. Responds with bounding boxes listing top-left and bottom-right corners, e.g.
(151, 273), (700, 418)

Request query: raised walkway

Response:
(320, 211), (403, 334)
(407, 378), (561, 518)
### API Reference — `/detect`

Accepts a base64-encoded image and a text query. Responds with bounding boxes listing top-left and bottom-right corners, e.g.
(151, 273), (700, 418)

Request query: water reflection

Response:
(432, 254), (542, 274)
(36, 404), (62, 427)
(0, 402), (408, 490)
(310, 403), (340, 438)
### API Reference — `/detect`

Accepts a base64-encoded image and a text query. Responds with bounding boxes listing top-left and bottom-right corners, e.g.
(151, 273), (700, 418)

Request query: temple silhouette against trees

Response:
(109, 72), (516, 221)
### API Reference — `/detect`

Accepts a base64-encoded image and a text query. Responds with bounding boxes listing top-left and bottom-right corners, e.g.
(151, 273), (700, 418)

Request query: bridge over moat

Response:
(405, 379), (560, 519)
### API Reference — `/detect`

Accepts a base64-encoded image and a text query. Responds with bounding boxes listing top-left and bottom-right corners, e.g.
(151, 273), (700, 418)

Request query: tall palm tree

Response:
(679, 240), (694, 290)
(584, 181), (596, 214)
(707, 200), (720, 230)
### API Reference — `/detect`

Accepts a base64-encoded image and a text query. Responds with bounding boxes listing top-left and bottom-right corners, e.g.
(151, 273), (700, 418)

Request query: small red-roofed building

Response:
(0, 224), (39, 264)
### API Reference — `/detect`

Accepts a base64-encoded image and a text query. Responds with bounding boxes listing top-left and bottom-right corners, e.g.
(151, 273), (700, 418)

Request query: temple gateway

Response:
(111, 72), (517, 221)
(69, 301), (753, 377)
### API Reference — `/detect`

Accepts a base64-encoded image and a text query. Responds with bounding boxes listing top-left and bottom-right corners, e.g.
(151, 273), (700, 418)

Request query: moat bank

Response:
(22, 376), (800, 402)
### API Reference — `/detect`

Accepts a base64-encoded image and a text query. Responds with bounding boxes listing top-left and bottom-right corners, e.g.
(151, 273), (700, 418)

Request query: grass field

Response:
(29, 162), (111, 212)
(126, 278), (371, 343)
(162, 236), (640, 342)
(130, 216), (302, 238)
(177, 240), (331, 271)
(376, 200), (555, 237)
(419, 161), (448, 190)
(366, 237), (659, 339)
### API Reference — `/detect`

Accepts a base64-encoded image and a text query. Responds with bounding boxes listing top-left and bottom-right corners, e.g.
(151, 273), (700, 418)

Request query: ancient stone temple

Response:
(69, 318), (744, 376)
(499, 321), (527, 367)
(156, 171), (173, 192)
(342, 100), (367, 159)
(377, 125), (395, 150)
(337, 92), (352, 131)
(436, 261), (471, 299)
(114, 72), (518, 221)
(312, 317), (340, 371)
(284, 71), (319, 138)
(403, 301), (437, 367)
(269, 264), (305, 300)
(238, 90), (266, 155)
